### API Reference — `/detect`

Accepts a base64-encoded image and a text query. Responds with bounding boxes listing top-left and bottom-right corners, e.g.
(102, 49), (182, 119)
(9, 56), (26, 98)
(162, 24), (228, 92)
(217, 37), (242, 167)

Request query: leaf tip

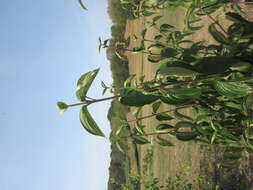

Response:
(56, 102), (69, 114)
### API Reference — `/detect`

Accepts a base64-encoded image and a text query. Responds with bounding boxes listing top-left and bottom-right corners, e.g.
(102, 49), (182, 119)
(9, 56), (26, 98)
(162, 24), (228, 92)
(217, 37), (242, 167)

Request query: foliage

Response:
(58, 0), (253, 167)
(110, 161), (219, 190)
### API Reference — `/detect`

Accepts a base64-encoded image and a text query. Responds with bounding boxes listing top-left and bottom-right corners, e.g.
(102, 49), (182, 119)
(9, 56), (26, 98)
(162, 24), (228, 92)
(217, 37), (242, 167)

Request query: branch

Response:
(199, 7), (227, 34)
(127, 105), (190, 123)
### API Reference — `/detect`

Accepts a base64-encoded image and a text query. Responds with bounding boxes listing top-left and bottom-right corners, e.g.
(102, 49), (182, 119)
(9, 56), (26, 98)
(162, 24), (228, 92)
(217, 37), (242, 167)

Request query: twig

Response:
(199, 7), (227, 34)
(127, 105), (190, 123)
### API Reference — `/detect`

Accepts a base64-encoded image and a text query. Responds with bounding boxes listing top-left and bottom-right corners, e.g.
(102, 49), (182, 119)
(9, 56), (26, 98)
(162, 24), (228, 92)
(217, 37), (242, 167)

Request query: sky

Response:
(0, 0), (113, 190)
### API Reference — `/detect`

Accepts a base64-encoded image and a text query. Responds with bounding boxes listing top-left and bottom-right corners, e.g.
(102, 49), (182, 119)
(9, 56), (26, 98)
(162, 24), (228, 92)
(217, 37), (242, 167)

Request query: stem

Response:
(120, 130), (191, 139)
(119, 127), (244, 139)
(68, 72), (234, 108)
(144, 71), (232, 92)
(88, 95), (121, 105)
(199, 6), (227, 34)
(127, 105), (190, 123)
(124, 48), (160, 56)
(68, 95), (121, 107)
(68, 102), (87, 107)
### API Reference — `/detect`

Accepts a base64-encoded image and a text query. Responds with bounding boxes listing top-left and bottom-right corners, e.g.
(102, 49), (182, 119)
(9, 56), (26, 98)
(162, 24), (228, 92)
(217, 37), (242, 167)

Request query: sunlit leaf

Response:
(124, 75), (136, 87)
(120, 88), (159, 107)
(76, 68), (99, 101)
(80, 106), (105, 137)
(134, 122), (145, 135)
(213, 80), (252, 98)
(115, 140), (125, 153)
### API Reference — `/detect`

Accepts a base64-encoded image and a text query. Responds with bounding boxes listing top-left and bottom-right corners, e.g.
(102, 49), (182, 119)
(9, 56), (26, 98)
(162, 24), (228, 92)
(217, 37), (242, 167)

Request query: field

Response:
(123, 6), (253, 190)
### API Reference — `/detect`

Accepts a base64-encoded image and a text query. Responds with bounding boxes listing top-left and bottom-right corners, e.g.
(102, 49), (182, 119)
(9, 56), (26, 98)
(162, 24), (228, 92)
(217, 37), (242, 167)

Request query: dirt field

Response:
(124, 7), (253, 190)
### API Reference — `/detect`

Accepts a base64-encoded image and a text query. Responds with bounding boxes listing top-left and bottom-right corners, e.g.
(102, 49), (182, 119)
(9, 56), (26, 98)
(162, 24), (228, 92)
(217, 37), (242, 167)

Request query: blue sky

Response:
(0, 0), (113, 189)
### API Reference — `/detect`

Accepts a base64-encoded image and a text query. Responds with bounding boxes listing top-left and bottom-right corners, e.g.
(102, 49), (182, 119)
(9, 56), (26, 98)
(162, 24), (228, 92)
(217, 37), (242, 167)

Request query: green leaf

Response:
(224, 102), (241, 110)
(174, 110), (193, 121)
(211, 131), (218, 144)
(176, 131), (198, 141)
(156, 124), (174, 133)
(152, 101), (162, 113)
(185, 7), (203, 31)
(160, 87), (201, 105)
(160, 24), (174, 32)
(226, 12), (248, 24)
(208, 23), (229, 44)
(80, 106), (105, 137)
(78, 0), (88, 10)
(195, 56), (233, 75)
(115, 51), (124, 60)
(195, 114), (209, 124)
(133, 136), (150, 144)
(115, 140), (125, 153)
(213, 80), (252, 98)
(224, 152), (241, 160)
(141, 29), (147, 39)
(158, 63), (199, 77)
(120, 88), (159, 107)
(142, 10), (155, 16)
(101, 81), (107, 89)
(154, 35), (163, 40)
(152, 15), (162, 23)
(134, 122), (145, 135)
(160, 95), (189, 105)
(230, 62), (252, 72)
(147, 43), (164, 51)
(196, 125), (212, 136)
(98, 37), (102, 53)
(156, 136), (174, 146)
(169, 88), (202, 99)
(133, 107), (142, 118)
(175, 121), (195, 129)
(241, 94), (253, 116)
(116, 124), (129, 136)
(124, 75), (136, 87)
(148, 55), (162, 63)
(156, 113), (173, 121)
(132, 40), (145, 52)
(160, 48), (178, 58)
(76, 68), (99, 101)
(56, 102), (69, 114)
(217, 162), (234, 169)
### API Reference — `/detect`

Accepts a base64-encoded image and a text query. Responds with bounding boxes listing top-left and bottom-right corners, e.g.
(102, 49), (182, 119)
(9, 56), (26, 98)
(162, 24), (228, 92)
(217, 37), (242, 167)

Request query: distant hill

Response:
(106, 0), (130, 189)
